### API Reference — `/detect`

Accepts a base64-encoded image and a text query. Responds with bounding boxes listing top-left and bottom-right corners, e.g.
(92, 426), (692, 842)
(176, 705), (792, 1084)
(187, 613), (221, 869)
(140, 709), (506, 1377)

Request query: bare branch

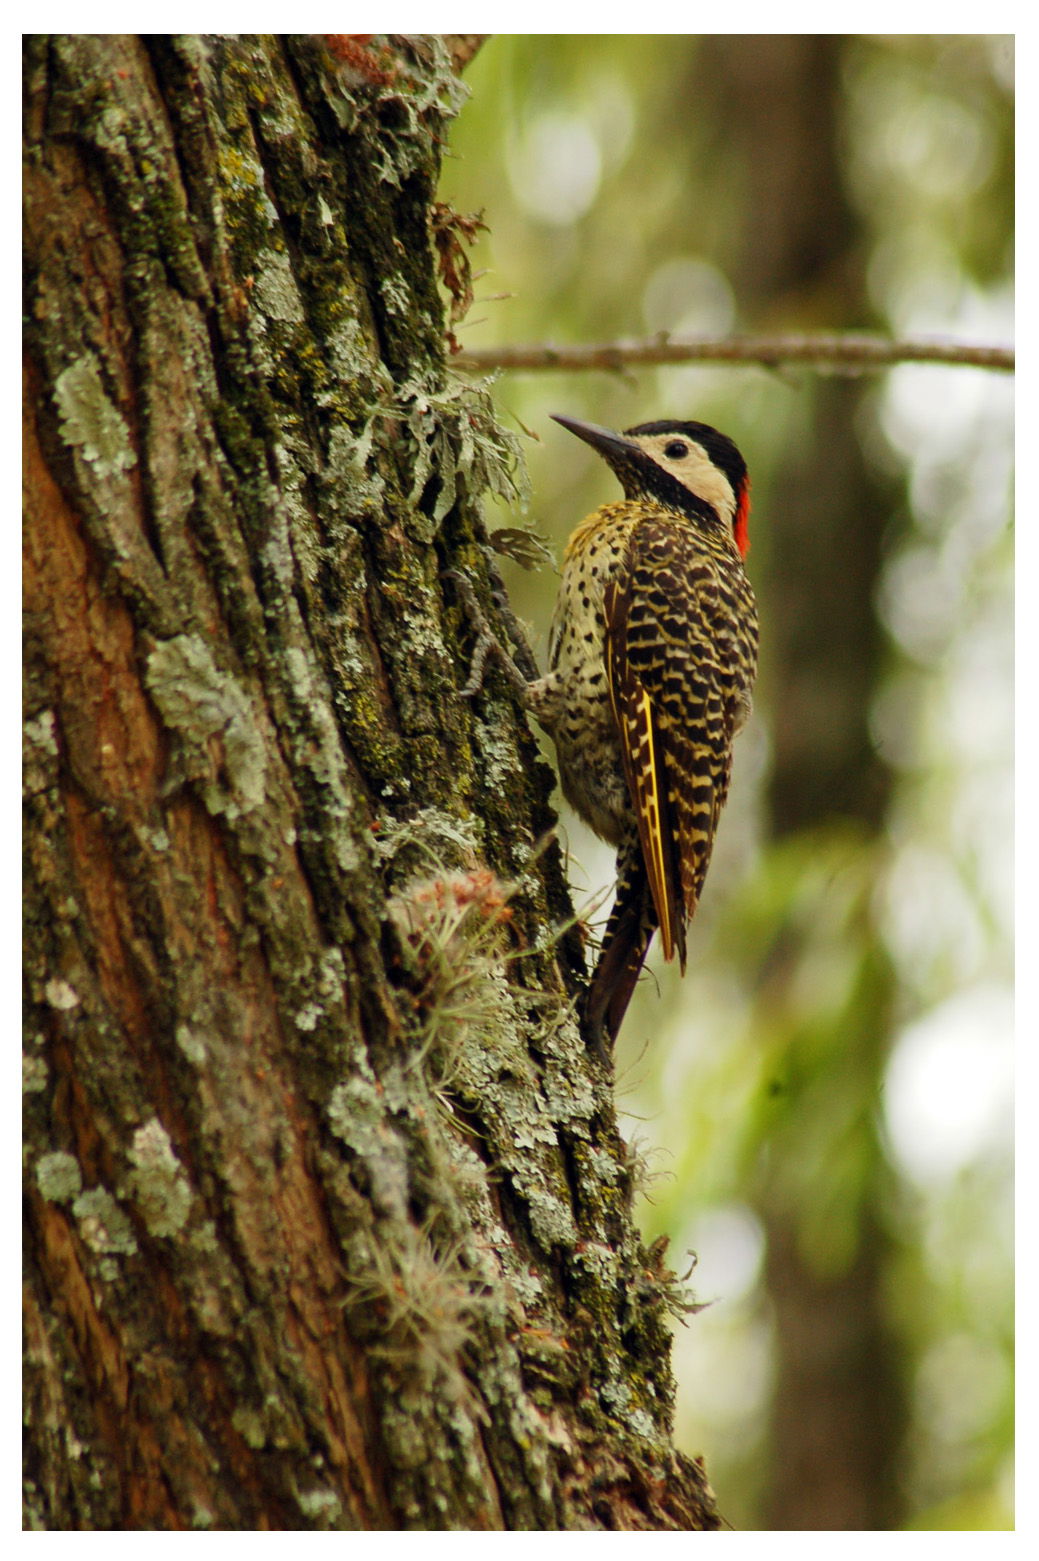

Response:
(453, 332), (1014, 376)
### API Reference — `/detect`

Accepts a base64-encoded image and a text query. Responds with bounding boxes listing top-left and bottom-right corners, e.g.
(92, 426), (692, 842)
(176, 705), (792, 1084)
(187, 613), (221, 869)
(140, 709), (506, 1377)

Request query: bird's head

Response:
(551, 414), (751, 558)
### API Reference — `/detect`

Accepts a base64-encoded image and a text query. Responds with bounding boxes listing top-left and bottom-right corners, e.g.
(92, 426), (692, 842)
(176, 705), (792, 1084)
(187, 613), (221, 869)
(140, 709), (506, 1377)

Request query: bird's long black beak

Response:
(550, 414), (638, 461)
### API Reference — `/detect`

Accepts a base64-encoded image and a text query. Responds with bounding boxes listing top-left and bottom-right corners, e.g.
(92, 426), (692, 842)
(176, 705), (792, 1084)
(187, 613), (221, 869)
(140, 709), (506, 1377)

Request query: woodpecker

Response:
(451, 414), (758, 1055)
(526, 414), (758, 1050)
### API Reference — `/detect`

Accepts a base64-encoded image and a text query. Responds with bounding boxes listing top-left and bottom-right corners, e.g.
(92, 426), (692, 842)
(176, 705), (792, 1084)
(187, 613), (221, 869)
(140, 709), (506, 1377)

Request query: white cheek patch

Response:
(640, 435), (736, 524)
(681, 445), (736, 525)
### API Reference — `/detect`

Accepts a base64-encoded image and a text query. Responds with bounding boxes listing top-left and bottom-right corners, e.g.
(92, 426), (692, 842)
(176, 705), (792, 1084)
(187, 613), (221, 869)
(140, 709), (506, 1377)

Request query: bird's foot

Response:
(444, 570), (532, 700)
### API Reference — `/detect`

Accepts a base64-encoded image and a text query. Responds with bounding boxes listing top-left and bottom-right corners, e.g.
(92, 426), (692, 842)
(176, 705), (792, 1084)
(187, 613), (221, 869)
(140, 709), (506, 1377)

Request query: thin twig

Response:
(453, 332), (1014, 376)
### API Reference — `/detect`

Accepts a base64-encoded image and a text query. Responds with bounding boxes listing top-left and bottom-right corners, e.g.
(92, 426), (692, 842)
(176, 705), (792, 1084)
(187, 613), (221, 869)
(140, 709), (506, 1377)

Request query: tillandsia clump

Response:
(389, 867), (518, 1075)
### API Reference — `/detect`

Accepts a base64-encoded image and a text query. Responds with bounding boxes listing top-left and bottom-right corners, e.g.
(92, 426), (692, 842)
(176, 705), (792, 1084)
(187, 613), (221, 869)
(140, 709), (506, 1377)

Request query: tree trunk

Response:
(23, 33), (723, 1532)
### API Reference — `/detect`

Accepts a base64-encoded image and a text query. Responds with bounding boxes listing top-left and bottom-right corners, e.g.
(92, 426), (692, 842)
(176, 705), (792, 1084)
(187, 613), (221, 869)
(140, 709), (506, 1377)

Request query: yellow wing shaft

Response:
(633, 686), (674, 959)
(604, 582), (684, 966)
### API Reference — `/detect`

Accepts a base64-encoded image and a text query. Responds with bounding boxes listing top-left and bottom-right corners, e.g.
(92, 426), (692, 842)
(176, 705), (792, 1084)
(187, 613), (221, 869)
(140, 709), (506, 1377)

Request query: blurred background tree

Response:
(440, 34), (1013, 1531)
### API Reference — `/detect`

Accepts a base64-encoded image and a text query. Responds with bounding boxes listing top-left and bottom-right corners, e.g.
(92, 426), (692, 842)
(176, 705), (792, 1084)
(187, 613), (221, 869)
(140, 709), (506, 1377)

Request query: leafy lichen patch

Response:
(35, 1151), (83, 1204)
(145, 635), (268, 818)
(126, 1118), (193, 1239)
(54, 357), (137, 478)
(72, 1187), (138, 1258)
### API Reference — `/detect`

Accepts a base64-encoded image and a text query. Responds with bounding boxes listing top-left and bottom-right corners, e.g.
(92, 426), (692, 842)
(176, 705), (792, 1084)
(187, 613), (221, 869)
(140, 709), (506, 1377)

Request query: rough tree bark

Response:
(23, 35), (720, 1531)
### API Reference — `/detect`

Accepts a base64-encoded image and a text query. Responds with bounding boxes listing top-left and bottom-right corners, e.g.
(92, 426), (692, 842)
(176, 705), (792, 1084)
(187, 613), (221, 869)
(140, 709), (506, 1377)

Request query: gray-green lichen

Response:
(24, 709), (58, 757)
(372, 806), (481, 875)
(44, 978), (80, 1011)
(469, 718), (535, 817)
(189, 1220), (220, 1256)
(35, 1151), (82, 1204)
(175, 1024), (207, 1065)
(327, 1074), (383, 1155)
(144, 635), (267, 818)
(253, 245), (305, 324)
(379, 272), (412, 318)
(294, 1002), (321, 1033)
(326, 419), (387, 513)
(296, 1487), (342, 1525)
(231, 1405), (268, 1450)
(328, 37), (468, 184)
(517, 1180), (580, 1251)
(73, 1187), (138, 1257)
(23, 1054), (48, 1095)
(54, 357), (137, 478)
(126, 1118), (193, 1238)
(373, 371), (528, 542)
(280, 646), (364, 869)
(329, 1079), (411, 1221)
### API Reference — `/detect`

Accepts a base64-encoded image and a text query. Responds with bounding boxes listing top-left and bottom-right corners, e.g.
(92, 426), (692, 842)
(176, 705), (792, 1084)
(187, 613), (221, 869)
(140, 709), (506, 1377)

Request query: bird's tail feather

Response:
(585, 838), (658, 1059)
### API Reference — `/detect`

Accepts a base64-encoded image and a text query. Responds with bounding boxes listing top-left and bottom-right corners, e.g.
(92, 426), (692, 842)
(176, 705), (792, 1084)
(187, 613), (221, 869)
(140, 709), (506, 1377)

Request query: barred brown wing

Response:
(604, 518), (754, 969)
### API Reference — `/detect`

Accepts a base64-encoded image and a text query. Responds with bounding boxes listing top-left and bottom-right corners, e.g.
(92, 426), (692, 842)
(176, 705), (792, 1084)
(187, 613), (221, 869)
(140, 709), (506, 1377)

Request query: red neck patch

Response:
(733, 480), (751, 558)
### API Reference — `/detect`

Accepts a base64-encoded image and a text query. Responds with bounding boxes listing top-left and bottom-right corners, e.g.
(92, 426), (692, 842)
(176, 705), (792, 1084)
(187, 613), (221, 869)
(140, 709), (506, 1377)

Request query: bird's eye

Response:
(664, 440), (688, 460)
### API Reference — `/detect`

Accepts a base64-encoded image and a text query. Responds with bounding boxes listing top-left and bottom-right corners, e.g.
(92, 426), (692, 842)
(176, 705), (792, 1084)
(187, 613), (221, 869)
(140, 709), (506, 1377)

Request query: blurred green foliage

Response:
(439, 34), (1012, 1531)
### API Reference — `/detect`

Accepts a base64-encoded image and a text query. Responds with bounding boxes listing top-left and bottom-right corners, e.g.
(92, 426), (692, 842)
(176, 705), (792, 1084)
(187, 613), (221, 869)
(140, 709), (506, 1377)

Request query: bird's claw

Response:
(443, 569), (530, 701)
